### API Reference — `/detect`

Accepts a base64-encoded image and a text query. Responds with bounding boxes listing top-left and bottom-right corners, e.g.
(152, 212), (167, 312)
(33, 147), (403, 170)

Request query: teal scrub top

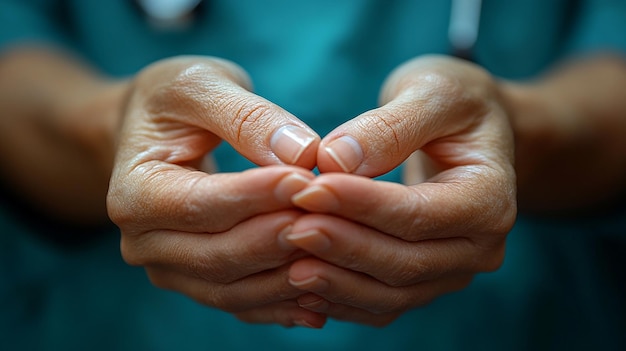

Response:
(1, 1), (625, 350)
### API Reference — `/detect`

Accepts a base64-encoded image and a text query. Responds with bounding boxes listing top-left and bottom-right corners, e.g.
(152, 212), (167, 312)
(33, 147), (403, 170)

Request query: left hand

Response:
(282, 55), (517, 326)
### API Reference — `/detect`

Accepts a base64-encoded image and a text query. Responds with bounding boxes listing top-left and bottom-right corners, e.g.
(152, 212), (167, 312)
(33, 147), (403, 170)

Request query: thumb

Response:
(317, 55), (493, 177)
(316, 97), (426, 177)
(131, 56), (320, 169)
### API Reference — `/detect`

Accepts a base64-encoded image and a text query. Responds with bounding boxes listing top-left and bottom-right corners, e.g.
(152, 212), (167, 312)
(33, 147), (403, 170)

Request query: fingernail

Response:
(292, 185), (340, 212)
(277, 224), (295, 250)
(298, 295), (330, 312)
(286, 230), (331, 252)
(270, 125), (316, 164)
(274, 173), (311, 203)
(324, 135), (363, 173)
(289, 275), (330, 292)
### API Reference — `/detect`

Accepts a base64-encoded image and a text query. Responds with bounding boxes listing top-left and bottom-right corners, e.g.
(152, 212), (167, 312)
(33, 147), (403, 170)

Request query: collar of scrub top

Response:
(448, 0), (482, 62)
(135, 0), (481, 60)
(134, 0), (204, 29)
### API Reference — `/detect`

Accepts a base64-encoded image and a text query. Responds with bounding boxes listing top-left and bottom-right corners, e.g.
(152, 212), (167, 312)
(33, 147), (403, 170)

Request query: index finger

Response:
(108, 165), (315, 235)
(127, 56), (320, 168)
(290, 171), (516, 242)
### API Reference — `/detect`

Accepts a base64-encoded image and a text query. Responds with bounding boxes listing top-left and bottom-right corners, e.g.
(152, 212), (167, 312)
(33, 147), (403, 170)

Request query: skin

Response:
(240, 56), (517, 326)
(107, 56), (327, 327)
(0, 48), (125, 224)
(2, 47), (626, 328)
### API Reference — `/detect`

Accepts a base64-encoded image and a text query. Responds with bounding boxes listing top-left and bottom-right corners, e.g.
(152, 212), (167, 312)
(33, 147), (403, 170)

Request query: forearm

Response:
(502, 54), (626, 213)
(0, 47), (128, 224)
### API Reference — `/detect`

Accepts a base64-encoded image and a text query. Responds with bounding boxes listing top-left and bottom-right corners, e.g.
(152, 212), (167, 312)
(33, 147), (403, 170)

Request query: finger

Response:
(121, 210), (311, 283)
(296, 293), (399, 327)
(145, 265), (305, 313)
(291, 172), (516, 243)
(109, 165), (314, 234)
(289, 258), (474, 314)
(127, 56), (320, 168)
(235, 301), (327, 329)
(287, 214), (502, 285)
(317, 55), (511, 177)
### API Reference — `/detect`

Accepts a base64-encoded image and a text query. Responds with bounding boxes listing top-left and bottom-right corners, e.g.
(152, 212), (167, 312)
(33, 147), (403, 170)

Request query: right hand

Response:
(107, 57), (327, 327)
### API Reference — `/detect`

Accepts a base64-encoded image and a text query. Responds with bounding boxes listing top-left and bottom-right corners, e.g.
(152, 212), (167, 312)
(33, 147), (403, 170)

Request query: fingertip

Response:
(288, 258), (330, 293)
(270, 125), (320, 169)
(235, 302), (326, 329)
(317, 135), (364, 173)
(297, 293), (331, 313)
(291, 184), (340, 212)
(286, 229), (331, 252)
(274, 172), (314, 204)
(296, 135), (320, 170)
(293, 312), (328, 329)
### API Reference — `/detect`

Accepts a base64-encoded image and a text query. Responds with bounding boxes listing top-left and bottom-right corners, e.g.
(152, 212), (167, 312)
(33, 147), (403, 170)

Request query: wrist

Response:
(0, 48), (131, 223)
(500, 73), (626, 213)
(54, 79), (130, 174)
(499, 80), (586, 212)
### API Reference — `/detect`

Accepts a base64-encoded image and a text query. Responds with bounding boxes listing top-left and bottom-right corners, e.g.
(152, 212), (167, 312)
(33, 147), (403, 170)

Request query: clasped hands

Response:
(107, 55), (517, 328)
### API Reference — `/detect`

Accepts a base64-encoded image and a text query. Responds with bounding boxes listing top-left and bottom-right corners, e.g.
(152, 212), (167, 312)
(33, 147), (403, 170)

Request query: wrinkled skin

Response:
(108, 55), (517, 328)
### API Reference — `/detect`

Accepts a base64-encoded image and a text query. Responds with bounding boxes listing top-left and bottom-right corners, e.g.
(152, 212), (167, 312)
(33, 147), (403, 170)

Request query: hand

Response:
(283, 55), (517, 326)
(107, 56), (328, 327)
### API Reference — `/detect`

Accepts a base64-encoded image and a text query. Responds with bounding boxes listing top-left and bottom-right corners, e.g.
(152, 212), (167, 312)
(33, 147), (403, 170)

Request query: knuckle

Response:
(145, 63), (201, 102)
(484, 176), (518, 235)
(106, 166), (165, 231)
(163, 61), (221, 90)
(403, 69), (491, 122)
(493, 199), (517, 235)
(397, 70), (462, 105)
(106, 179), (135, 229)
(139, 61), (226, 120)
(469, 170), (517, 237)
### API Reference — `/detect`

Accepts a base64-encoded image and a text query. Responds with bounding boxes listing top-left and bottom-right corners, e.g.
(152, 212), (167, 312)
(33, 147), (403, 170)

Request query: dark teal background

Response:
(1, 1), (625, 350)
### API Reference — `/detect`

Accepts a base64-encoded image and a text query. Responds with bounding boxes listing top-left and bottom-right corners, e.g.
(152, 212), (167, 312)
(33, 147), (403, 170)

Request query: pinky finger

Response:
(296, 293), (400, 327)
(235, 301), (327, 329)
(144, 265), (302, 313)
